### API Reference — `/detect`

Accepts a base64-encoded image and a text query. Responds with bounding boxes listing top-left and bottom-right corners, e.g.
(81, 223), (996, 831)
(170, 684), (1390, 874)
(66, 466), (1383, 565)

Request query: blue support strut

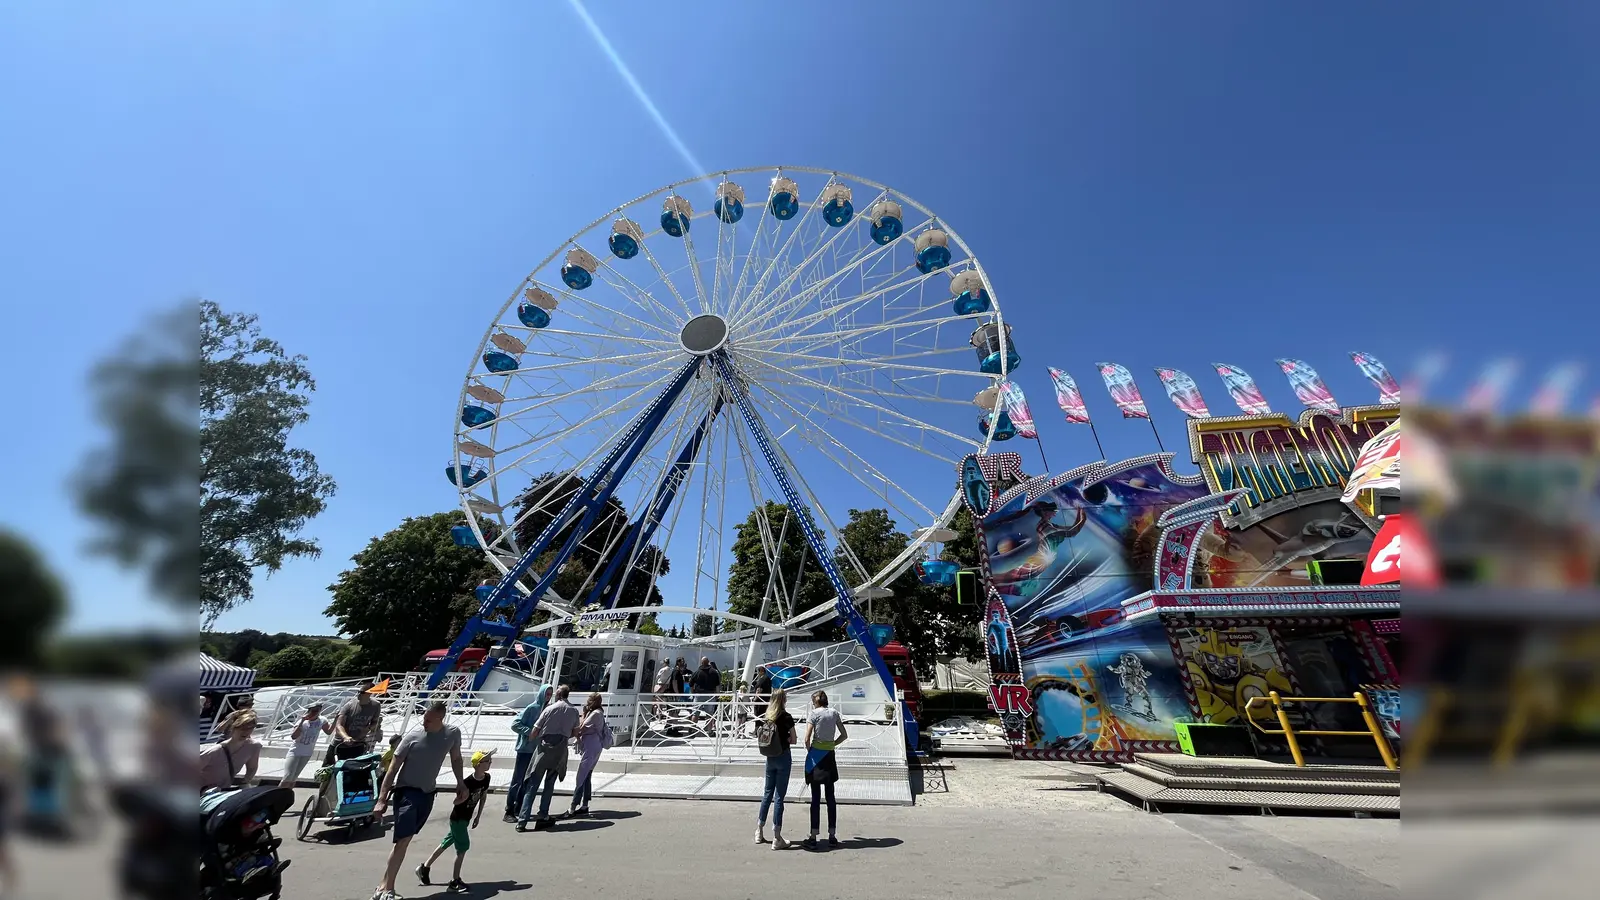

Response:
(706, 352), (906, 732)
(582, 397), (723, 611)
(429, 357), (702, 691)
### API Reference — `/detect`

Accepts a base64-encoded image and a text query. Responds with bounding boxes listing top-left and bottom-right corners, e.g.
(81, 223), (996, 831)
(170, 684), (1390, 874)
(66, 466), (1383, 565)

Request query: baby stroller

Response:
(295, 752), (382, 842)
(200, 785), (294, 900)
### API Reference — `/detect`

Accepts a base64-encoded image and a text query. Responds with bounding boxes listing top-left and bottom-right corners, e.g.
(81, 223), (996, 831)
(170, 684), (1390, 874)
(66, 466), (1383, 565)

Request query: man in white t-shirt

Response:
(280, 703), (333, 790)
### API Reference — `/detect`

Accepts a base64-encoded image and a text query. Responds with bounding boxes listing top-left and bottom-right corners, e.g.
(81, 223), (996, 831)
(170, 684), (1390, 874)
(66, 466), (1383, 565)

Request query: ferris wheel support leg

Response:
(429, 358), (702, 693)
(582, 397), (724, 612)
(706, 352), (904, 723)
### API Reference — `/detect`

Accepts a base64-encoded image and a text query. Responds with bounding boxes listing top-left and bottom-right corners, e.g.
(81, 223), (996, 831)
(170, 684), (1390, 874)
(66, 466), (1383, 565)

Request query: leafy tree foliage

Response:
(324, 512), (499, 672)
(77, 303), (200, 612)
(691, 614), (715, 637)
(256, 645), (318, 680)
(0, 530), (66, 667)
(724, 502), (833, 630)
(721, 504), (984, 677)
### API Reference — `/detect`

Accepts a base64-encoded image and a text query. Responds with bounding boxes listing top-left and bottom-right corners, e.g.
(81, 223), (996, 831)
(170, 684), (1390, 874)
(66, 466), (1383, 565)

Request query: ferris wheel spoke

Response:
(744, 389), (937, 529)
(679, 226), (714, 320)
(636, 234), (700, 321)
(488, 360), (679, 431)
(591, 253), (687, 332)
(736, 260), (939, 346)
(485, 366), (680, 470)
(729, 176), (839, 321)
(732, 192), (883, 333)
(541, 279), (681, 343)
(748, 312), (983, 362)
(725, 196), (776, 320)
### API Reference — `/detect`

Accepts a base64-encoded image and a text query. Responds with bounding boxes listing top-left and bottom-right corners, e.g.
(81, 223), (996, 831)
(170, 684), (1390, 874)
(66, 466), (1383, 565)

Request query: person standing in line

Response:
(415, 748), (493, 892)
(279, 703), (332, 792)
(198, 712), (261, 792)
(568, 693), (610, 818)
(802, 690), (847, 848)
(652, 659), (673, 714)
(327, 680), (385, 765)
(673, 658), (692, 694)
(516, 685), (581, 832)
(690, 657), (720, 716)
(369, 702), (466, 900)
(503, 685), (551, 823)
(754, 688), (797, 850)
(750, 666), (773, 720)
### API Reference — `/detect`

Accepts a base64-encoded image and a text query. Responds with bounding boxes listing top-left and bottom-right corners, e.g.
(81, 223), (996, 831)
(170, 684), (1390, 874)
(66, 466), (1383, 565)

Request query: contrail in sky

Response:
(567, 0), (708, 177)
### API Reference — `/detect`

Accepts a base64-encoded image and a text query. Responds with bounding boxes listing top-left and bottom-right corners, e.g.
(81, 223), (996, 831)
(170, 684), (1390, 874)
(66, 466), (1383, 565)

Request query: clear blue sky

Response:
(2, 2), (1595, 636)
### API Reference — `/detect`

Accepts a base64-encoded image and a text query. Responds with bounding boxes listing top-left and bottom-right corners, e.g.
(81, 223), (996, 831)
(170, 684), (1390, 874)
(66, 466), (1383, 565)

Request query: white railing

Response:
(624, 692), (906, 766)
(759, 640), (877, 689)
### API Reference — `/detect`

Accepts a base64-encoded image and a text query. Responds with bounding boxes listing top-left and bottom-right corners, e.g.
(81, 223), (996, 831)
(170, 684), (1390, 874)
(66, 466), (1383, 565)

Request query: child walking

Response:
(416, 749), (493, 892)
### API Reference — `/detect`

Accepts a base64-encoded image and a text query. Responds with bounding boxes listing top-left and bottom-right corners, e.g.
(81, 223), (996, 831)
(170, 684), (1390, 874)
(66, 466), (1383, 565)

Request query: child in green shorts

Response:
(416, 748), (493, 891)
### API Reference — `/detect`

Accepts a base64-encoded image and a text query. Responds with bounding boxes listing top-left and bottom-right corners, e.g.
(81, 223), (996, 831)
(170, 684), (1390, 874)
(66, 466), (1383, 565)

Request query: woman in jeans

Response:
(754, 689), (797, 849)
(803, 690), (847, 847)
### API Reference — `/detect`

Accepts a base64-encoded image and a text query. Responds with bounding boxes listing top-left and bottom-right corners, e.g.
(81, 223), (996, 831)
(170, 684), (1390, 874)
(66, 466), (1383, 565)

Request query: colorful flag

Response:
(1276, 358), (1340, 412)
(1094, 362), (1150, 419)
(997, 381), (1038, 439)
(1349, 351), (1401, 405)
(1463, 359), (1517, 413)
(1212, 363), (1272, 415)
(1153, 367), (1211, 418)
(1046, 367), (1091, 424)
(1530, 363), (1583, 416)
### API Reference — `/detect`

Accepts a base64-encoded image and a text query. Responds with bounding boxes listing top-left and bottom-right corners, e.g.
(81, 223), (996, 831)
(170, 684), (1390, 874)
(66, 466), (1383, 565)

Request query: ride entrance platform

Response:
(1093, 752), (1399, 816)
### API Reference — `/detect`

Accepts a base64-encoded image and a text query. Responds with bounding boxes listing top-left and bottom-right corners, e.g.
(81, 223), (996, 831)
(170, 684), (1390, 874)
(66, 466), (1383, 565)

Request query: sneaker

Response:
(773, 834), (790, 850)
(447, 879), (467, 892)
(828, 835), (841, 847)
(416, 863), (430, 885)
(515, 821), (528, 833)
(502, 812), (516, 824)
(755, 827), (768, 844)
(532, 818), (553, 831)
(803, 834), (816, 847)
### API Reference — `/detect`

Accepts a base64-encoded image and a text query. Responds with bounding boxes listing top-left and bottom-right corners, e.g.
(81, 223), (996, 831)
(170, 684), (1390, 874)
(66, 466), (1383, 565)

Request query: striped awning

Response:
(199, 653), (256, 692)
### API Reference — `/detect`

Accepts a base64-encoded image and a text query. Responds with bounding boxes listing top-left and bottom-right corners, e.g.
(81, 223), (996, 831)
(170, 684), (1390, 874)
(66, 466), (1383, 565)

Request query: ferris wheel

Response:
(438, 166), (1021, 690)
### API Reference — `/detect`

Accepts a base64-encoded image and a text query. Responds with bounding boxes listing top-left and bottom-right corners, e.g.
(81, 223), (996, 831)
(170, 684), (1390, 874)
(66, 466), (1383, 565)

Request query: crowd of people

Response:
(196, 673), (856, 900)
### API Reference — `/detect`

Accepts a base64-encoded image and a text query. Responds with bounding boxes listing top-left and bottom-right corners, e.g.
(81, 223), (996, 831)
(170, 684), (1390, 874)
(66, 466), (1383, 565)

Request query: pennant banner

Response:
(1153, 367), (1211, 419)
(1212, 363), (1272, 415)
(998, 380), (1038, 439)
(1530, 363), (1583, 416)
(1464, 359), (1518, 413)
(1046, 367), (1091, 424)
(1276, 358), (1341, 412)
(1095, 362), (1150, 419)
(1350, 351), (1401, 405)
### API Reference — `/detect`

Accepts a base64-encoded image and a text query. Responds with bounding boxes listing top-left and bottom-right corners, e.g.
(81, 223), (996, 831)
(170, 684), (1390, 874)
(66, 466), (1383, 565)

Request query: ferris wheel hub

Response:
(679, 313), (730, 356)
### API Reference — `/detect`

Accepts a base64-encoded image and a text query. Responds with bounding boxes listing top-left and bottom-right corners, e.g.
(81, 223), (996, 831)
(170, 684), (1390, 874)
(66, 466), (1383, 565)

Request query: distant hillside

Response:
(202, 629), (355, 680)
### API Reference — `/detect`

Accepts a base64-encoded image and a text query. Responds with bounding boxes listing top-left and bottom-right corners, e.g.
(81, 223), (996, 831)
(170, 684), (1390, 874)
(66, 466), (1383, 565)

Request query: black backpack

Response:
(756, 717), (783, 757)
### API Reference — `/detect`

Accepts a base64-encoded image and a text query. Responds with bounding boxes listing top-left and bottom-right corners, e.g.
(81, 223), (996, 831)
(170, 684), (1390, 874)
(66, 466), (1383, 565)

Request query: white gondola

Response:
(950, 269), (991, 315)
(490, 331), (527, 355)
(466, 383), (506, 405)
(661, 196), (692, 237)
(915, 228), (951, 273)
(868, 199), (903, 244)
(714, 182), (746, 223)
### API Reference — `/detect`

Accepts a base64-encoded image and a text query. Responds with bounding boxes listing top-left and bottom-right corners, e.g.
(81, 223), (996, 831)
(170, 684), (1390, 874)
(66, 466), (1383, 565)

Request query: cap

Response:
(470, 748), (495, 767)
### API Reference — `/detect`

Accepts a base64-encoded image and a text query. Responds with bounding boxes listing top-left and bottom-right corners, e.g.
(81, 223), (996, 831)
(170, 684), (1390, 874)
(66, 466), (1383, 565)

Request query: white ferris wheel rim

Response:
(452, 166), (1012, 632)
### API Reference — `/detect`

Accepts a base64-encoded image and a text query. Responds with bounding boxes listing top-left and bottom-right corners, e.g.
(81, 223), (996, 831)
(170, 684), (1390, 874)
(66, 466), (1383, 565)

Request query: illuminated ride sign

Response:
(1190, 405), (1399, 528)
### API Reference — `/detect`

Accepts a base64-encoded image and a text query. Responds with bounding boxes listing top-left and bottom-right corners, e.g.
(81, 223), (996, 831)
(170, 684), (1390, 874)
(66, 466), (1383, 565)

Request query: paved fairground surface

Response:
(10, 756), (1416, 900)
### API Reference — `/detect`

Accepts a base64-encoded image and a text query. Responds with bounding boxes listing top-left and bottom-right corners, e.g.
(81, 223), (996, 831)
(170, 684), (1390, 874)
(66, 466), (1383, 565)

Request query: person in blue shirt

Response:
(502, 685), (551, 822)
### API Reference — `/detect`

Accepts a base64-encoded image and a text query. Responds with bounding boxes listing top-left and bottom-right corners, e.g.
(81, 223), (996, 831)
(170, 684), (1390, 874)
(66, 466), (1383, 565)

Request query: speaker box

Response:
(1174, 722), (1256, 757)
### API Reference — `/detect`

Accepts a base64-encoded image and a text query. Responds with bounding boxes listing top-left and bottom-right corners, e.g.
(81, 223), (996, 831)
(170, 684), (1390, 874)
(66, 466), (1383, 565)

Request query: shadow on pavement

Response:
(426, 880), (531, 898)
(544, 819), (614, 833)
(801, 836), (903, 851)
(584, 810), (641, 821)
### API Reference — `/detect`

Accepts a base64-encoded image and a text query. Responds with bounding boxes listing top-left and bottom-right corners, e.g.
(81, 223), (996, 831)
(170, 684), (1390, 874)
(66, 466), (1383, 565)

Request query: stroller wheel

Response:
(296, 797), (317, 841)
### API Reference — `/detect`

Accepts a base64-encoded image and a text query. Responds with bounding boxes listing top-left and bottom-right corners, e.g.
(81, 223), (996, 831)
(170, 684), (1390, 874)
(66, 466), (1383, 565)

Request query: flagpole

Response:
(1146, 418), (1166, 452)
(1086, 420), (1106, 460)
(1033, 436), (1051, 473)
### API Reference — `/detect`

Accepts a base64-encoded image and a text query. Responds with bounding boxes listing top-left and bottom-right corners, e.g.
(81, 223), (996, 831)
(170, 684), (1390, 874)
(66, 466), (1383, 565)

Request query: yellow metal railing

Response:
(1243, 691), (1398, 771)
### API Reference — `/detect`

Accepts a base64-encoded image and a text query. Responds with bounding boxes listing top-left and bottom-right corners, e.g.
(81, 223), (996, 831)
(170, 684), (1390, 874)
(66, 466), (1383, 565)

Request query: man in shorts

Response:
(370, 701), (466, 900)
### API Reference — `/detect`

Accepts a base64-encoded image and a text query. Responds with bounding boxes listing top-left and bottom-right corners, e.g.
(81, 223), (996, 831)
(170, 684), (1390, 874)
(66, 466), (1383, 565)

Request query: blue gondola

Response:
(483, 350), (518, 373)
(977, 409), (1018, 441)
(444, 464), (488, 488)
(916, 243), (951, 274)
(868, 200), (903, 245)
(560, 263), (593, 290)
(822, 198), (853, 227)
(450, 525), (480, 548)
(770, 191), (798, 220)
(971, 322), (1020, 375)
(661, 209), (688, 236)
(714, 197), (743, 223)
(608, 231), (639, 259)
(461, 405), (496, 428)
(918, 559), (960, 585)
(979, 349), (1022, 375)
(517, 302), (551, 329)
(953, 288), (991, 315)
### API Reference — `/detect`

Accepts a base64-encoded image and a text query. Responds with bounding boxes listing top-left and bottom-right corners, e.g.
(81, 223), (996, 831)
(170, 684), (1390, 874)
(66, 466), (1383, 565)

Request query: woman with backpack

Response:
(568, 692), (612, 818)
(754, 688), (797, 850)
(803, 690), (847, 847)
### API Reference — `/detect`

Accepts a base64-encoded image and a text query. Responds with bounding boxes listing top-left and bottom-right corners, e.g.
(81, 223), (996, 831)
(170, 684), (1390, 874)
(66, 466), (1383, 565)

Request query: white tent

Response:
(199, 652), (256, 693)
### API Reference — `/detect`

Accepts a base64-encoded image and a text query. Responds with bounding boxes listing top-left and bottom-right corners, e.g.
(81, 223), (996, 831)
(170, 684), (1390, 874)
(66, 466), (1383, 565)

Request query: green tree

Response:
(635, 614), (663, 636)
(325, 512), (499, 672)
(0, 530), (67, 668)
(313, 644), (350, 678)
(257, 645), (318, 680)
(247, 649), (273, 669)
(723, 502), (833, 631)
(691, 613), (715, 637)
(334, 645), (381, 678)
(195, 301), (337, 625)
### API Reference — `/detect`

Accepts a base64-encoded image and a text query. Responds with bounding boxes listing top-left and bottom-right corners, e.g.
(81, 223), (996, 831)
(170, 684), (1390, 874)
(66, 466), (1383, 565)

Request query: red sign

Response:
(989, 683), (1034, 716)
(1363, 514), (1437, 587)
